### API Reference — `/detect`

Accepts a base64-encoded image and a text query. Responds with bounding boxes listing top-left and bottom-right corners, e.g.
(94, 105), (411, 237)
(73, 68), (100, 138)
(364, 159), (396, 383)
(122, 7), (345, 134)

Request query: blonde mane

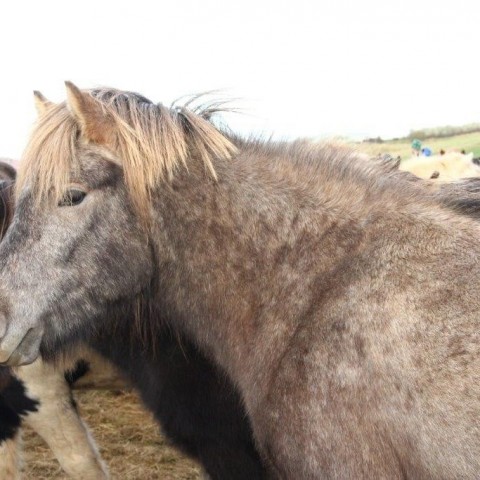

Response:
(17, 88), (237, 220)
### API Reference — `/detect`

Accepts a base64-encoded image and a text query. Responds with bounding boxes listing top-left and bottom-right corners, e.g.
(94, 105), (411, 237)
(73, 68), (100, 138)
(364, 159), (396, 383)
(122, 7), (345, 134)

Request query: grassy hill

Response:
(354, 132), (480, 160)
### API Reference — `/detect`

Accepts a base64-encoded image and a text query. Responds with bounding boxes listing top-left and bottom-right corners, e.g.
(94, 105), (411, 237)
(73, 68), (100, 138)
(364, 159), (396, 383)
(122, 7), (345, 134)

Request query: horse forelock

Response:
(16, 103), (77, 206)
(16, 88), (237, 222)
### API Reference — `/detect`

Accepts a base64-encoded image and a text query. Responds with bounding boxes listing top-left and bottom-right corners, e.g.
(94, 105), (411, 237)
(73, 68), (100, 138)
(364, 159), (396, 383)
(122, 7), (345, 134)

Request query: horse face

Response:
(0, 148), (154, 366)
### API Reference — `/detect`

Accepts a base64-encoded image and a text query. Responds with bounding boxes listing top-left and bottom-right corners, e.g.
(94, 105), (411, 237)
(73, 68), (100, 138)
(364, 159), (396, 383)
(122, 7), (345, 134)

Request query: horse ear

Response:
(64, 81), (114, 145)
(33, 91), (53, 116)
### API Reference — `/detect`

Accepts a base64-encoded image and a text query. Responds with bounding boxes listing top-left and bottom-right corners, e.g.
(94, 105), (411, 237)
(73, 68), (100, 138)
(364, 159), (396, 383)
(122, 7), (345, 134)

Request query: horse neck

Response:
(149, 153), (365, 406)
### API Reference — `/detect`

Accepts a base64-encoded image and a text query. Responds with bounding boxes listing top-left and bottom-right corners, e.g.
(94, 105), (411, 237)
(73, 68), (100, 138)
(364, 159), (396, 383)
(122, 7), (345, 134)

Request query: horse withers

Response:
(0, 83), (478, 478)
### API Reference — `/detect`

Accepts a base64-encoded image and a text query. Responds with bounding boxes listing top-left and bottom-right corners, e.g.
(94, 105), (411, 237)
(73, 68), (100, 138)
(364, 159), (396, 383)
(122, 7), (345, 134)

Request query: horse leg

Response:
(15, 359), (109, 480)
(0, 431), (21, 480)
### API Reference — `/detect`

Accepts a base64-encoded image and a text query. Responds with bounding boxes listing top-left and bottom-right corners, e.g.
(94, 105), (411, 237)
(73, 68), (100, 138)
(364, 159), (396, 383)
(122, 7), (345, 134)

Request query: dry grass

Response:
(22, 389), (203, 480)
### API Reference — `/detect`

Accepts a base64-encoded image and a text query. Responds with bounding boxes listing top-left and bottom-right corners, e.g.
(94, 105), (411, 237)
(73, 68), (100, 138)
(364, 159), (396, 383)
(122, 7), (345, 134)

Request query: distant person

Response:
(421, 147), (432, 157)
(411, 138), (422, 156)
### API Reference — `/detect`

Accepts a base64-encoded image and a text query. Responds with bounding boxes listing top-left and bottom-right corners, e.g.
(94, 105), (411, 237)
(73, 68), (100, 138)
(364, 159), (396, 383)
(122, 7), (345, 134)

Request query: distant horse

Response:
(0, 83), (479, 478)
(400, 151), (480, 180)
(0, 159), (266, 479)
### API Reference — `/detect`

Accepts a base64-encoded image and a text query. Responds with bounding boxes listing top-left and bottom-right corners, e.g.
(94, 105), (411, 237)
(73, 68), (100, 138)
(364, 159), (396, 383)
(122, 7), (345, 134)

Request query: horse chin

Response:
(0, 325), (43, 366)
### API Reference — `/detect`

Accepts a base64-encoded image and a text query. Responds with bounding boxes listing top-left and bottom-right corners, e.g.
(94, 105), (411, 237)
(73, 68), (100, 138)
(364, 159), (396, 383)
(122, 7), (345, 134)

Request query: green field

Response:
(353, 132), (480, 160)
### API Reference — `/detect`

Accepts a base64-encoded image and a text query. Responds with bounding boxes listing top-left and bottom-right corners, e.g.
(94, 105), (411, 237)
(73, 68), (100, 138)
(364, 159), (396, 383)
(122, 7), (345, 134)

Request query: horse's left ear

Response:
(65, 81), (114, 145)
(33, 91), (53, 116)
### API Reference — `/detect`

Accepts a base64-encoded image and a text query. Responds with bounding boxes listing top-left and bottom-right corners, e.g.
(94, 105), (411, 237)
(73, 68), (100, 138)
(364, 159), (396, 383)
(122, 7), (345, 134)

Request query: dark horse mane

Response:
(369, 153), (480, 219)
(435, 179), (480, 218)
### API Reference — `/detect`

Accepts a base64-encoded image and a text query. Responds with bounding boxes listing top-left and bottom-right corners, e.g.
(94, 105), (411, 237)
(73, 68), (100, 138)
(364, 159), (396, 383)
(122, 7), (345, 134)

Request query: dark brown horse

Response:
(0, 83), (479, 478)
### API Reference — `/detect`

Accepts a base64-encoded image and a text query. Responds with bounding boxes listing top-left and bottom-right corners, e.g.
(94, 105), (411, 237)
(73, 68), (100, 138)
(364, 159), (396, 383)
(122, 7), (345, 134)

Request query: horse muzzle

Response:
(0, 321), (43, 366)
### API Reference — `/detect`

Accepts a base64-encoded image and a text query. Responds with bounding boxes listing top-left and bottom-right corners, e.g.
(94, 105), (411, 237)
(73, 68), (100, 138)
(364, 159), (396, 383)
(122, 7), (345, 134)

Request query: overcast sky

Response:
(0, 0), (478, 159)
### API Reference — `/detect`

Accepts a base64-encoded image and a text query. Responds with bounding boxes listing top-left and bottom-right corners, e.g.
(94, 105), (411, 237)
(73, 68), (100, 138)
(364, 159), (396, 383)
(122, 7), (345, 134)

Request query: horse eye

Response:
(59, 189), (87, 207)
